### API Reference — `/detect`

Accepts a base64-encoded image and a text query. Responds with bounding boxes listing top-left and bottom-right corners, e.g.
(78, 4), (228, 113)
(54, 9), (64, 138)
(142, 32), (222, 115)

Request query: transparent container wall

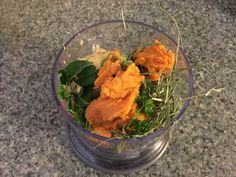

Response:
(67, 121), (172, 173)
(53, 21), (192, 174)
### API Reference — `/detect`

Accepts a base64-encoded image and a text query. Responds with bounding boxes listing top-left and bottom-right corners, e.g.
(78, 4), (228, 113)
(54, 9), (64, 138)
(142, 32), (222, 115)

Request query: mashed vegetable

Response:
(134, 40), (174, 81)
(86, 59), (144, 137)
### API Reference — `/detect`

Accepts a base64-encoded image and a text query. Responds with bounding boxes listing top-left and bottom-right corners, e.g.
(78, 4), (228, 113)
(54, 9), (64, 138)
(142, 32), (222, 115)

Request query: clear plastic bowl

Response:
(51, 20), (193, 174)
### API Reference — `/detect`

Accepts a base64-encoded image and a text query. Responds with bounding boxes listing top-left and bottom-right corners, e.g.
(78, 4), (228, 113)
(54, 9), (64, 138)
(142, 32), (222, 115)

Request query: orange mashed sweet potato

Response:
(85, 53), (144, 137)
(94, 50), (121, 88)
(101, 62), (145, 99)
(134, 40), (175, 81)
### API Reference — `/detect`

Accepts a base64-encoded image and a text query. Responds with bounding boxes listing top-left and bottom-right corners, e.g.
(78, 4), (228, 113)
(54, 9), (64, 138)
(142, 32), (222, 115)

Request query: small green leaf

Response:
(72, 93), (89, 107)
(63, 60), (92, 81)
(82, 85), (100, 102)
(77, 97), (89, 107)
(76, 65), (97, 86)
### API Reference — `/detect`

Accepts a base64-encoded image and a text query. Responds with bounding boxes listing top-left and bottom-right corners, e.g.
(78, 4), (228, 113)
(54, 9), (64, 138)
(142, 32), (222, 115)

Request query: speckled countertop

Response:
(1, 0), (236, 176)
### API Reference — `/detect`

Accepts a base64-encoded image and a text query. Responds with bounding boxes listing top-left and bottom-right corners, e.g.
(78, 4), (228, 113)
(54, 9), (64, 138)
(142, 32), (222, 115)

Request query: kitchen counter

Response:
(1, 0), (236, 176)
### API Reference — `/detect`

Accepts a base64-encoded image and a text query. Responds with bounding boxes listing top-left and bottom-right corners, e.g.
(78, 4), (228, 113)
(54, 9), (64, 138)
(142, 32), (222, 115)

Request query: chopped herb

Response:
(57, 60), (99, 128)
(143, 99), (155, 117)
(125, 119), (150, 135)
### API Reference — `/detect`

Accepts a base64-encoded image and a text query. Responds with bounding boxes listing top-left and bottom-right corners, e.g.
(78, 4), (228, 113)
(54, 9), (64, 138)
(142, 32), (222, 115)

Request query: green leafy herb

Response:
(59, 60), (93, 84)
(76, 65), (97, 86)
(73, 93), (89, 107)
(58, 70), (67, 85)
(143, 99), (155, 117)
(57, 60), (99, 129)
(125, 119), (150, 134)
(82, 85), (100, 102)
(136, 81), (156, 117)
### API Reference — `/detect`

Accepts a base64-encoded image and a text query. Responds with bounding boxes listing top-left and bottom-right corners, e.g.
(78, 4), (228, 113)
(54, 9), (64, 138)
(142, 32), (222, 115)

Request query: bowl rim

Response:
(51, 20), (194, 144)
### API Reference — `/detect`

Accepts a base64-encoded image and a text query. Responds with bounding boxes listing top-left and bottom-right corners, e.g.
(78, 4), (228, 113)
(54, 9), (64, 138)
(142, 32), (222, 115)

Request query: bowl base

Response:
(66, 123), (172, 175)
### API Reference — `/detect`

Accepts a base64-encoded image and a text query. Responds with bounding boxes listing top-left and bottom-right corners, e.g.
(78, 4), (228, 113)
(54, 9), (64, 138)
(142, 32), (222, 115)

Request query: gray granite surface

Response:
(1, 0), (236, 176)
